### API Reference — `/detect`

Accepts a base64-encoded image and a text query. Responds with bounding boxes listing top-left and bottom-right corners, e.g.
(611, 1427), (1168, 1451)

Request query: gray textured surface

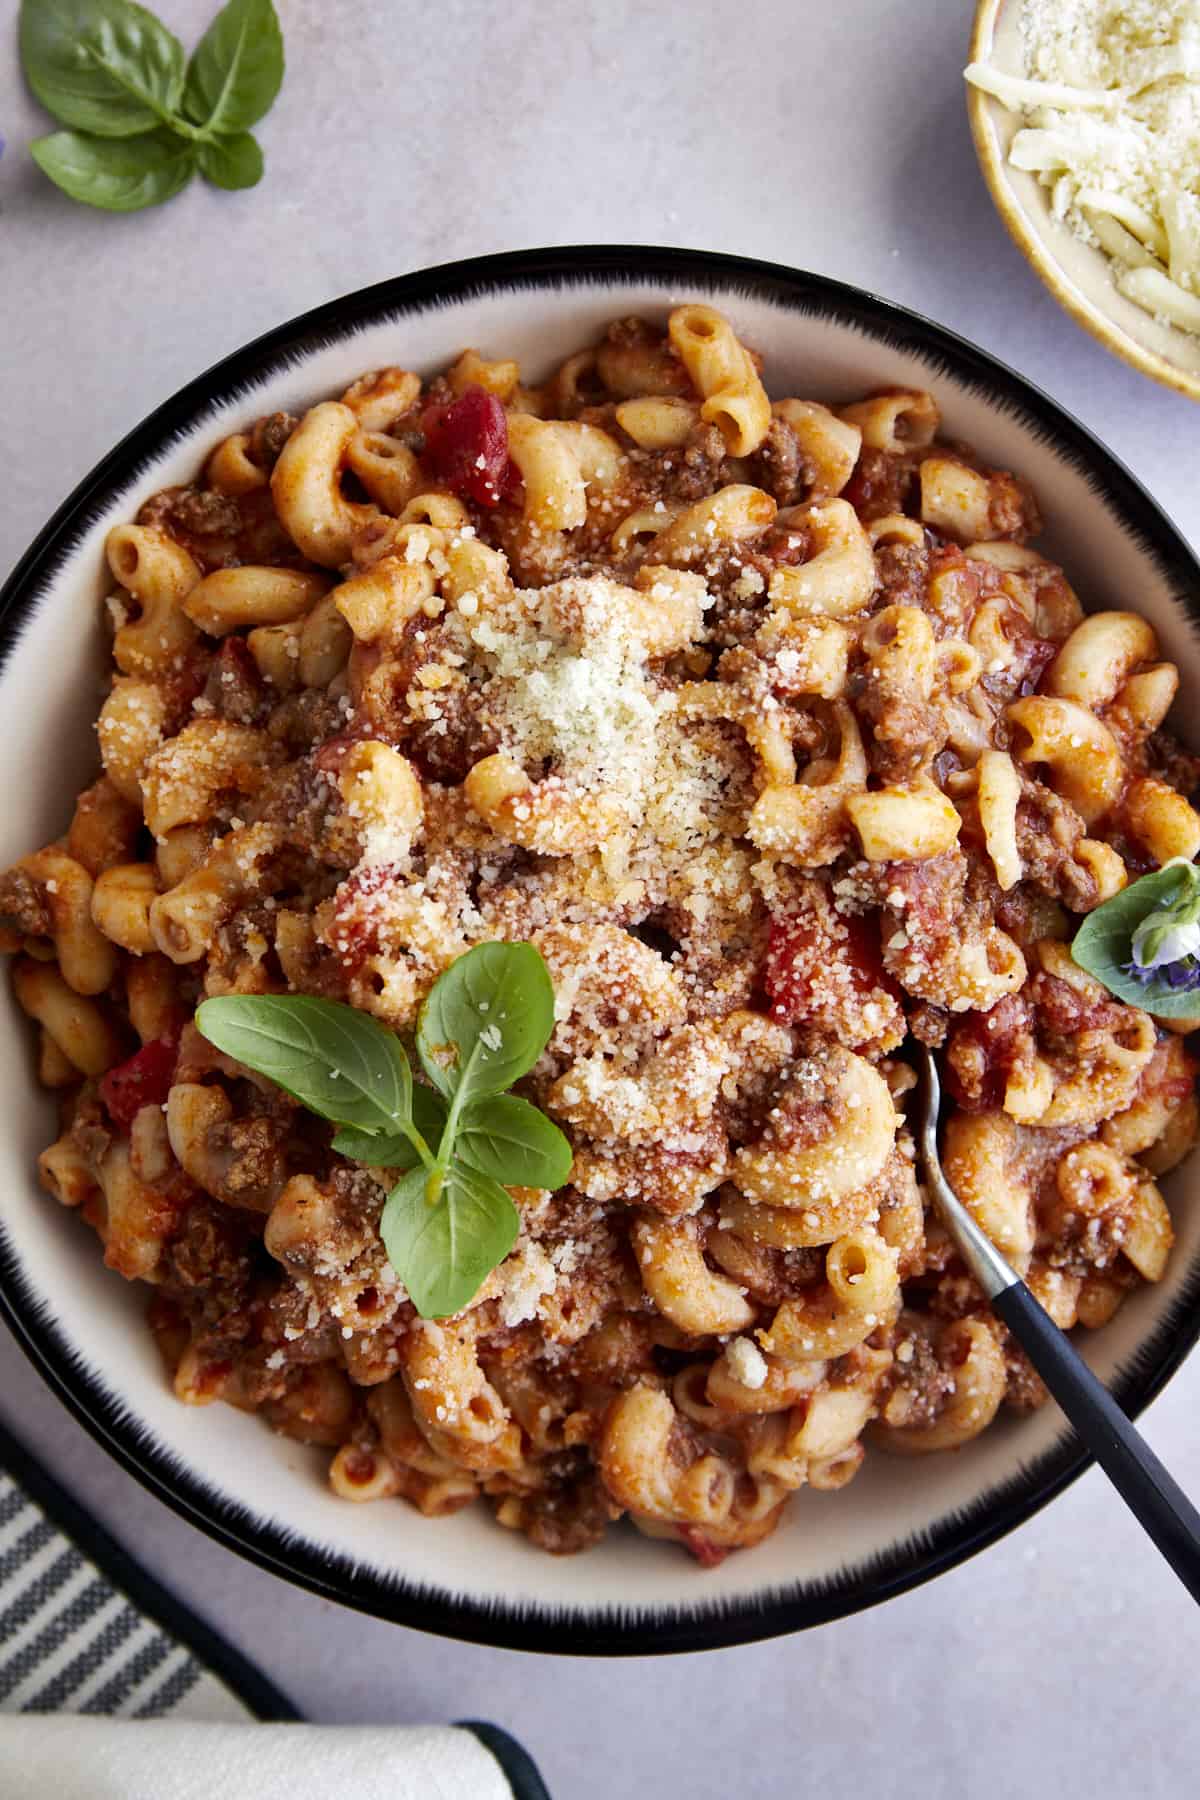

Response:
(1, 1), (1198, 1793)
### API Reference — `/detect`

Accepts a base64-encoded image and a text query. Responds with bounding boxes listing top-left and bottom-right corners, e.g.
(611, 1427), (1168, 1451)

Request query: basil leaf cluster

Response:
(20, 0), (283, 211)
(196, 942), (571, 1320)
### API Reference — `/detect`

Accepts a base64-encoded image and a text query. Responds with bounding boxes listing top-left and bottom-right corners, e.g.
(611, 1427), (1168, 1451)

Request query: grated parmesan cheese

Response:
(725, 1335), (768, 1389)
(494, 1242), (558, 1327)
(470, 577), (668, 813)
(966, 1), (1200, 333)
(327, 569), (749, 992)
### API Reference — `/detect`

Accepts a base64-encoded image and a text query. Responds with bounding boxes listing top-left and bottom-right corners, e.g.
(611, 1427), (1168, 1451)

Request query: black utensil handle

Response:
(993, 1280), (1200, 1603)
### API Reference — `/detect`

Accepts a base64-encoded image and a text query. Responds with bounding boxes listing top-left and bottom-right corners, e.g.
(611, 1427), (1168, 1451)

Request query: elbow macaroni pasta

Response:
(3, 303), (1196, 1565)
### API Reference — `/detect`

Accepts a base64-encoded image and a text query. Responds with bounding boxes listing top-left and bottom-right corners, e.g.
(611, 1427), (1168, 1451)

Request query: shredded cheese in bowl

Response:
(967, 1), (1200, 335)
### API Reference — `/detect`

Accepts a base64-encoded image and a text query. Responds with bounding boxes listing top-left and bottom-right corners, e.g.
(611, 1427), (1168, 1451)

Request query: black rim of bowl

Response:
(2, 244), (1199, 1656)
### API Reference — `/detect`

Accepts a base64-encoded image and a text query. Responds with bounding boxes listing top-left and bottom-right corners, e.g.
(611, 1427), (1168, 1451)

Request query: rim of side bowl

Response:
(1, 244), (1199, 1655)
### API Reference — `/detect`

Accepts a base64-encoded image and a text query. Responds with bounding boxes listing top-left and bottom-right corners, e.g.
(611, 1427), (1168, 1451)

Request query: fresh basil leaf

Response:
(1071, 863), (1200, 1016)
(417, 941), (556, 1102)
(198, 129), (262, 188)
(196, 994), (412, 1131)
(381, 1162), (520, 1319)
(21, 0), (185, 137)
(30, 128), (196, 211)
(183, 0), (284, 136)
(332, 1085), (449, 1167)
(456, 1094), (573, 1190)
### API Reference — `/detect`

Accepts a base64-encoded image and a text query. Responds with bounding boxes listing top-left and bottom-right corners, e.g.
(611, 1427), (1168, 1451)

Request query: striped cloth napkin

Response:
(0, 1418), (289, 1724)
(0, 1418), (548, 1796)
(0, 1461), (273, 1713)
(0, 1472), (250, 1719)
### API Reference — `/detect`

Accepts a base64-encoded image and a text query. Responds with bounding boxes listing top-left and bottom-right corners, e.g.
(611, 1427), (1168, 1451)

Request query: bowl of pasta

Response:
(966, 0), (1200, 402)
(2, 244), (1200, 1654)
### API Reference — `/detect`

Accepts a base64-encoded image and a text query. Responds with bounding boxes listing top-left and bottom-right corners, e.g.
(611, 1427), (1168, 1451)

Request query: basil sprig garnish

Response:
(1071, 859), (1200, 1016)
(20, 0), (283, 211)
(196, 943), (571, 1319)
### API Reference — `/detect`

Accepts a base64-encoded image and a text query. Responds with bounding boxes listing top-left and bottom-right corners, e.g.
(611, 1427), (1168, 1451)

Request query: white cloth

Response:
(0, 1717), (517, 1799)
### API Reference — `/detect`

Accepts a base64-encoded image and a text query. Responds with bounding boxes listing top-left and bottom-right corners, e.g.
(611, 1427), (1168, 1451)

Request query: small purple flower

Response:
(1159, 958), (1200, 991)
(1122, 873), (1200, 995)
(1072, 858), (1200, 1006)
(1124, 956), (1200, 993)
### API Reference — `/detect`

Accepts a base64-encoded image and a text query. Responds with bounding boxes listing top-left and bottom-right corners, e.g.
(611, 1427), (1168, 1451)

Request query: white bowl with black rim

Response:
(2, 246), (1199, 1655)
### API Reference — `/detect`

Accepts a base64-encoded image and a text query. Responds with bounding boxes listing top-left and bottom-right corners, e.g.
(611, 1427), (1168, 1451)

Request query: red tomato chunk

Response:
(421, 385), (518, 507)
(100, 1035), (179, 1128)
(764, 913), (887, 1025)
(678, 1525), (729, 1569)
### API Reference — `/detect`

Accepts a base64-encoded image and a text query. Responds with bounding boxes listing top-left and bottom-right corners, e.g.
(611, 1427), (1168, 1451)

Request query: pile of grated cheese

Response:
(454, 573), (740, 888)
(470, 576), (668, 810)
(966, 0), (1200, 334)
(329, 571), (753, 1019)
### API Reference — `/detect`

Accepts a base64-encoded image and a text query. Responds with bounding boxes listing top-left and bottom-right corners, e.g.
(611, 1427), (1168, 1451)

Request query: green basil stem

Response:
(402, 1118), (438, 1174)
(432, 1039), (486, 1178)
(423, 1035), (503, 1208)
(159, 114), (206, 141)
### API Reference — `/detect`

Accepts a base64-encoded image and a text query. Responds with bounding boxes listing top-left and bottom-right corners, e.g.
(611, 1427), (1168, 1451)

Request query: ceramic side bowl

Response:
(968, 0), (1200, 403)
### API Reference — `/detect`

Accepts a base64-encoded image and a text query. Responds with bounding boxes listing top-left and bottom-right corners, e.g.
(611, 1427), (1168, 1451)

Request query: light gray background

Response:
(2, 2), (1199, 1794)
